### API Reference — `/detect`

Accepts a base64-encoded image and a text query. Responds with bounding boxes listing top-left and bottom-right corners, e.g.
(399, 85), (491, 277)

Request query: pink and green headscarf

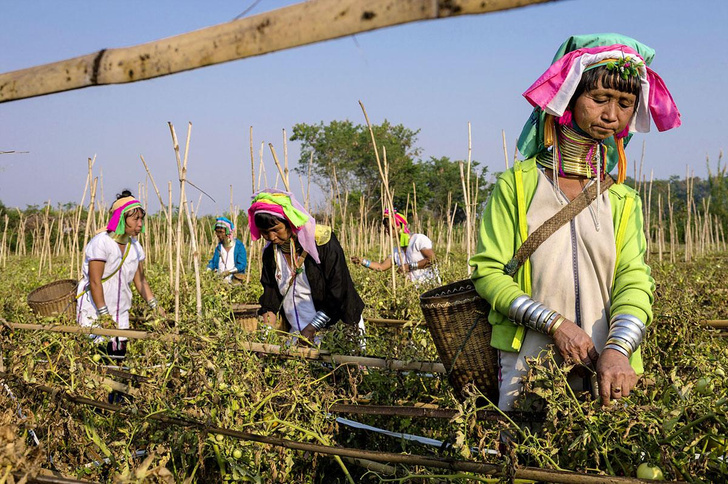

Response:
(107, 197), (145, 235)
(248, 189), (320, 263)
(517, 33), (681, 178)
(383, 209), (411, 247)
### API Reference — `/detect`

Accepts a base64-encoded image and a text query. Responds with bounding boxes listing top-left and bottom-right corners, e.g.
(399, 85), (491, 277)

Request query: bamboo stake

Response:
(258, 142), (267, 190)
(501, 129), (509, 170)
(360, 101), (399, 295)
(246, 127), (256, 284)
(167, 182), (174, 287)
(139, 155), (169, 223)
(283, 128), (290, 189)
(169, 123), (187, 325)
(645, 170), (653, 262)
(668, 182), (675, 263)
(70, 157), (94, 279)
(657, 193), (663, 261)
(0, 0), (557, 104)
(0, 214), (8, 268)
(268, 143), (290, 191)
(307, 151), (313, 212)
(685, 166), (691, 262)
(82, 178), (98, 250)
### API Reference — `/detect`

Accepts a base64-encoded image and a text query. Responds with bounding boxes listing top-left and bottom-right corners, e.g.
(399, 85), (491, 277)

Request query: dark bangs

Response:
(126, 207), (146, 219)
(254, 212), (288, 231)
(572, 65), (641, 104)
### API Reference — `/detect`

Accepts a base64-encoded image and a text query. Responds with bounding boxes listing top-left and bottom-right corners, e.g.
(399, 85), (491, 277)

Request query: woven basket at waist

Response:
(420, 279), (498, 404)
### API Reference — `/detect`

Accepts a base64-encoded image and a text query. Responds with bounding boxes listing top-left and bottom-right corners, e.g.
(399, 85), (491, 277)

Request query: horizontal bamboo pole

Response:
(322, 354), (445, 373)
(230, 304), (417, 326)
(6, 322), (180, 342)
(365, 317), (415, 326)
(3, 373), (684, 484)
(701, 320), (728, 329)
(0, 0), (557, 103)
(6, 321), (445, 372)
(18, 472), (94, 484)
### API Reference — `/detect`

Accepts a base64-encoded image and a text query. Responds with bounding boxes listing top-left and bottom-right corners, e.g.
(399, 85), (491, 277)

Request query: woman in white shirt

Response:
(352, 209), (439, 284)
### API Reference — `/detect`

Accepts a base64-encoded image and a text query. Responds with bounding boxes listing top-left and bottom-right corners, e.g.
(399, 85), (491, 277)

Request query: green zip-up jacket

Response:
(469, 158), (654, 373)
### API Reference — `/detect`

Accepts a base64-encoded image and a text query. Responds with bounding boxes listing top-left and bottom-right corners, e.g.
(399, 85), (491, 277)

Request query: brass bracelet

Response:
(548, 315), (566, 335)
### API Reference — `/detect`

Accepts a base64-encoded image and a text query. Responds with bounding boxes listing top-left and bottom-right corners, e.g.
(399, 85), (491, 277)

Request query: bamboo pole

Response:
(501, 129), (509, 170)
(0, 214), (8, 268)
(167, 182), (174, 287)
(246, 127), (256, 285)
(360, 101), (399, 296)
(169, 123), (188, 325)
(0, 0), (558, 104)
(70, 157), (94, 279)
(644, 170), (653, 262)
(139, 155), (169, 223)
(82, 177), (98, 250)
(268, 143), (290, 191)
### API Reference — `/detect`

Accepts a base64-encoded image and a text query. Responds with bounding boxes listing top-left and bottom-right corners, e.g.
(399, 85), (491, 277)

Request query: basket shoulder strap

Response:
(504, 176), (614, 276)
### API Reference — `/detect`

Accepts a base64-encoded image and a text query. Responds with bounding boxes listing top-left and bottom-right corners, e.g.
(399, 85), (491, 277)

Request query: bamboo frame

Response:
(0, 0), (557, 103)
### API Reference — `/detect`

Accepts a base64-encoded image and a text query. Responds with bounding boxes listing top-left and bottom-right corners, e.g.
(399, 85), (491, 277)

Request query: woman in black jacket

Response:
(248, 190), (364, 343)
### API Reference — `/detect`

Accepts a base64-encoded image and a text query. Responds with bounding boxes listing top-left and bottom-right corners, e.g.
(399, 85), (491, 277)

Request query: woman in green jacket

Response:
(470, 34), (681, 410)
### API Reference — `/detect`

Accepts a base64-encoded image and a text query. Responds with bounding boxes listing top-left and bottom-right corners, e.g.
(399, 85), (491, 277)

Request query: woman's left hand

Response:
(300, 324), (317, 346)
(596, 348), (638, 405)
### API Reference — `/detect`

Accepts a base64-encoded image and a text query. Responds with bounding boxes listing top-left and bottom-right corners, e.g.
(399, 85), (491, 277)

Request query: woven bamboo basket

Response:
(419, 279), (499, 404)
(234, 308), (260, 332)
(27, 279), (78, 319)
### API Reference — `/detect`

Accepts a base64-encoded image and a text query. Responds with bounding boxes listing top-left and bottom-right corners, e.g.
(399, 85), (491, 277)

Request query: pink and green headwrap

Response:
(107, 197), (145, 235)
(518, 33), (681, 173)
(383, 209), (411, 246)
(248, 189), (320, 263)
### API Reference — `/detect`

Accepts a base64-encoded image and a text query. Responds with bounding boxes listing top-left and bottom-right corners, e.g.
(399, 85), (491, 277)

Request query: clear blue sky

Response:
(1, 0), (725, 214)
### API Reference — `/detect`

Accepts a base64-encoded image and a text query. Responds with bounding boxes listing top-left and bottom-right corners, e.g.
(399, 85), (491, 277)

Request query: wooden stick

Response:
(169, 123), (187, 325)
(501, 129), (509, 170)
(0, 0), (558, 103)
(268, 143), (290, 191)
(701, 320), (728, 329)
(5, 322), (179, 342)
(139, 155), (169, 222)
(6, 320), (443, 372)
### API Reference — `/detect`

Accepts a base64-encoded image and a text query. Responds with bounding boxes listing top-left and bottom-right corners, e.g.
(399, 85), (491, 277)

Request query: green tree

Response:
(290, 119), (422, 211)
(415, 156), (491, 222)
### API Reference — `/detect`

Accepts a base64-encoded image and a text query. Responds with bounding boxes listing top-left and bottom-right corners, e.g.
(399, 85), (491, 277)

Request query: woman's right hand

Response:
(350, 256), (361, 265)
(552, 320), (599, 368)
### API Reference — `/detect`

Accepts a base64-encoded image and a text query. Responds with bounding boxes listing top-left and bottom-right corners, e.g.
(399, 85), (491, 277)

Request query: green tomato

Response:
(707, 436), (727, 453)
(232, 449), (243, 459)
(215, 434), (224, 442)
(636, 463), (664, 480)
(696, 377), (714, 395)
(92, 354), (102, 363)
